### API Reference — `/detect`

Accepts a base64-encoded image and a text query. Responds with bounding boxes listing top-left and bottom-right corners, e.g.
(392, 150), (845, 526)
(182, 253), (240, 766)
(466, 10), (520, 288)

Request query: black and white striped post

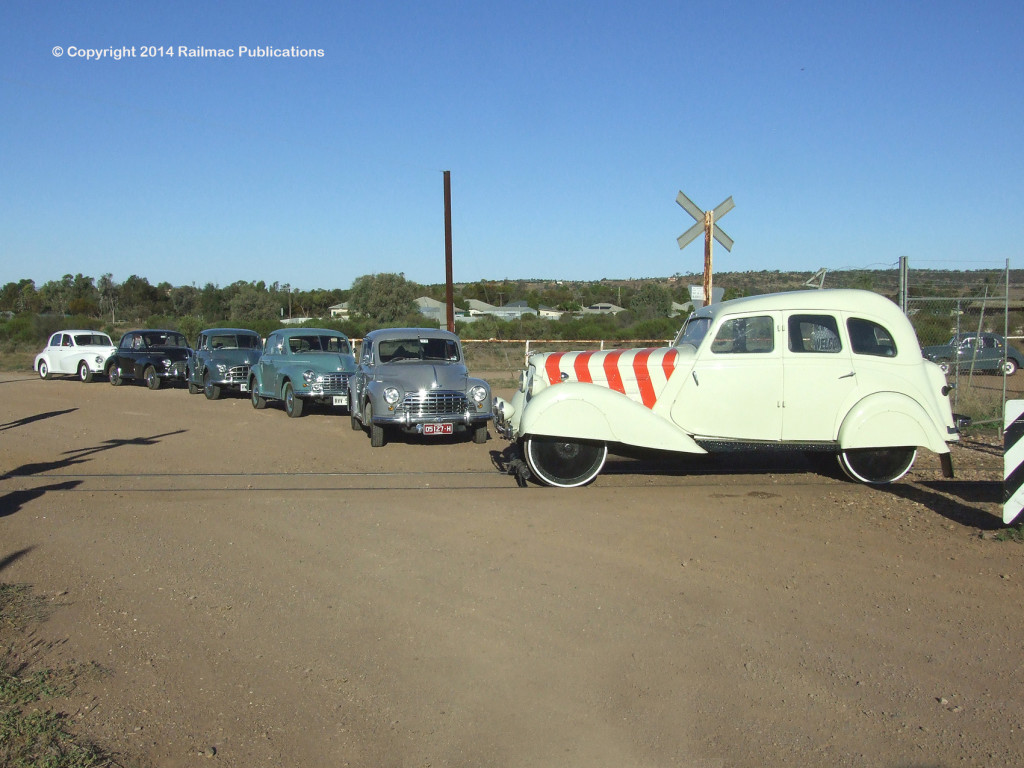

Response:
(1003, 400), (1024, 524)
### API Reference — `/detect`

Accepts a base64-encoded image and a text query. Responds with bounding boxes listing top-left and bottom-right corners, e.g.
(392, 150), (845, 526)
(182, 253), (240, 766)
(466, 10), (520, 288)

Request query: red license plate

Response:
(423, 423), (453, 436)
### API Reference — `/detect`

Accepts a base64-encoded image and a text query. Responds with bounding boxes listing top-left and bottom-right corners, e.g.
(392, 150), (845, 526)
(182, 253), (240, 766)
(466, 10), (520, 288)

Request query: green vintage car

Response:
(186, 327), (262, 400)
(248, 328), (356, 418)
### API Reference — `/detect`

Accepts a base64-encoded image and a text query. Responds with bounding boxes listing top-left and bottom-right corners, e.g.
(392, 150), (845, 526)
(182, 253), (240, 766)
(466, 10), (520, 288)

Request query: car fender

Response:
(34, 354), (48, 372)
(249, 364), (267, 397)
(838, 392), (949, 453)
(519, 382), (706, 454)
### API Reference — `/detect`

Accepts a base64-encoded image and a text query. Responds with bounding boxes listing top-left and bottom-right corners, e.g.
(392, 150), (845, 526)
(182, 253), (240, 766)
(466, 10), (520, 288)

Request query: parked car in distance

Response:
(106, 329), (191, 390)
(248, 328), (356, 417)
(349, 327), (492, 447)
(186, 328), (262, 400)
(494, 289), (961, 487)
(920, 332), (1024, 375)
(34, 330), (116, 382)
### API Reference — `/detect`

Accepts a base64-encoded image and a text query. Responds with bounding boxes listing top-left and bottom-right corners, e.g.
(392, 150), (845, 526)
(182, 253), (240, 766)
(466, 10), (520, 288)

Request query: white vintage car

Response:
(493, 289), (961, 487)
(34, 330), (117, 383)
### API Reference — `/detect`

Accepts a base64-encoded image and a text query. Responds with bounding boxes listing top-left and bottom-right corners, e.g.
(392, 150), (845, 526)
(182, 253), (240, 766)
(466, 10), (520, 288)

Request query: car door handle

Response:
(839, 371), (855, 379)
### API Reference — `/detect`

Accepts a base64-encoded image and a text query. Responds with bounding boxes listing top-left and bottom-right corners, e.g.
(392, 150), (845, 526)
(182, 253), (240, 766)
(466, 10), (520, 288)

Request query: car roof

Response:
(201, 327), (260, 335)
(275, 327), (349, 337)
(365, 327), (458, 341)
(53, 329), (111, 336)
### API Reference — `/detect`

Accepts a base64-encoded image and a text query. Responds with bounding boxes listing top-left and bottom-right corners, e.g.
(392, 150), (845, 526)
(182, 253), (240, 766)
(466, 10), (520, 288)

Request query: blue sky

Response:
(2, 1), (1022, 291)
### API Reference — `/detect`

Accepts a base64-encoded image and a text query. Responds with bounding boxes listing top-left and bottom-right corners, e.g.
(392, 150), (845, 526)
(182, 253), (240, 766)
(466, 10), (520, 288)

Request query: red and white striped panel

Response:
(541, 347), (679, 409)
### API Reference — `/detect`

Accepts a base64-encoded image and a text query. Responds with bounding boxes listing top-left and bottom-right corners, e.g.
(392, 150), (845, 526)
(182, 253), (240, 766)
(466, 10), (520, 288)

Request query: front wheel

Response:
(250, 380), (267, 409)
(108, 365), (122, 386)
(78, 361), (93, 383)
(144, 365), (161, 390)
(187, 368), (200, 395)
(204, 371), (221, 401)
(284, 381), (304, 418)
(1004, 359), (1018, 376)
(524, 435), (608, 488)
(472, 424), (488, 444)
(365, 401), (385, 447)
(38, 361), (51, 380)
(838, 447), (916, 484)
(350, 400), (362, 431)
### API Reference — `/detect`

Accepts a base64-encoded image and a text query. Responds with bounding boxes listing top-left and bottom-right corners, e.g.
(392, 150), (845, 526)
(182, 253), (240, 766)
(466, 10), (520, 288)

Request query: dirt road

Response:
(1, 371), (1020, 767)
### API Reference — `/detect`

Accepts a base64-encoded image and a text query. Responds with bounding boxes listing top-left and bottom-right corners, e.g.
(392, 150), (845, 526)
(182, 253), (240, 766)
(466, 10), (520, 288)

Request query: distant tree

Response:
(628, 283), (673, 321)
(97, 273), (119, 323)
(228, 282), (278, 323)
(348, 273), (418, 325)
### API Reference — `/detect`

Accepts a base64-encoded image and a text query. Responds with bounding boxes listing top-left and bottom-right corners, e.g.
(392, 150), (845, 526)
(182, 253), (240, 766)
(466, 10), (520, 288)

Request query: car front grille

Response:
(314, 372), (350, 395)
(400, 390), (469, 417)
(226, 365), (250, 384)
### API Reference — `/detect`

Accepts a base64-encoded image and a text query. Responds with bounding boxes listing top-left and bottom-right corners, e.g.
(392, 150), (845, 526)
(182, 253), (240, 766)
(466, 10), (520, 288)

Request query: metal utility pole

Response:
(676, 191), (734, 305)
(443, 170), (455, 332)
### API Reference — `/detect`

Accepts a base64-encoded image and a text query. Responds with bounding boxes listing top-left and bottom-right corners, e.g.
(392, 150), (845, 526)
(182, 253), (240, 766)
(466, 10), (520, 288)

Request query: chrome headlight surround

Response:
(383, 387), (401, 405)
(469, 385), (488, 404)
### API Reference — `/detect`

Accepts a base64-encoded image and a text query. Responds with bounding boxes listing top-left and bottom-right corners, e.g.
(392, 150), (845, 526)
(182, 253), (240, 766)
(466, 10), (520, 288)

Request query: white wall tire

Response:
(524, 436), (607, 488)
(838, 447), (916, 484)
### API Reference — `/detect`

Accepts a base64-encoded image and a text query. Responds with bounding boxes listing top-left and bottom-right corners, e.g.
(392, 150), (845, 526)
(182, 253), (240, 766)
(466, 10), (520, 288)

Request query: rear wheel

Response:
(38, 361), (51, 380)
(284, 381), (304, 418)
(1004, 359), (1018, 376)
(250, 380), (266, 409)
(838, 447), (916, 484)
(144, 365), (161, 390)
(524, 435), (608, 488)
(78, 361), (93, 383)
(365, 402), (385, 447)
(204, 371), (221, 401)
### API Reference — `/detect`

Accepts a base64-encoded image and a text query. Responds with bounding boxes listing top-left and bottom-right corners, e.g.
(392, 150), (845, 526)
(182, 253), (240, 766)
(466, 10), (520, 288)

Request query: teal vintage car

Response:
(248, 328), (356, 418)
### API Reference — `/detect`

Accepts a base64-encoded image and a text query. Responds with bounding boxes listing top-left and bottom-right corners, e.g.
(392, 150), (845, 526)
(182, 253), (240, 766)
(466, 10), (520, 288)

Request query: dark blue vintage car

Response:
(186, 328), (262, 400)
(248, 328), (356, 418)
(106, 329), (190, 390)
(921, 332), (1024, 375)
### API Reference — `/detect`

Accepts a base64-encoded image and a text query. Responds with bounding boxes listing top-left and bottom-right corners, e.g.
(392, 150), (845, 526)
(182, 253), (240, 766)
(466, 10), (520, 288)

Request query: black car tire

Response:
(187, 368), (200, 395)
(365, 401), (385, 447)
(350, 401), (362, 431)
(108, 365), (122, 386)
(1004, 359), (1018, 376)
(472, 424), (487, 444)
(204, 371), (221, 401)
(38, 361), (50, 380)
(250, 380), (267, 409)
(144, 365), (161, 390)
(524, 435), (607, 488)
(284, 381), (304, 418)
(838, 447), (916, 484)
(78, 361), (93, 383)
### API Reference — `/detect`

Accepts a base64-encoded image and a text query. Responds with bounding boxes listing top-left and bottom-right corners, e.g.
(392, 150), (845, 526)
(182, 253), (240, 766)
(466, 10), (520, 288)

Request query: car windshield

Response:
(673, 316), (711, 348)
(74, 333), (112, 346)
(378, 337), (460, 363)
(287, 335), (350, 354)
(143, 332), (188, 347)
(210, 334), (259, 350)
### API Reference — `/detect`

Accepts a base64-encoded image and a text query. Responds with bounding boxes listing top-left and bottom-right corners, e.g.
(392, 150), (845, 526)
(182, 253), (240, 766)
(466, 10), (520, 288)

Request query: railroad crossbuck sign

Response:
(1004, 400), (1024, 524)
(676, 191), (734, 306)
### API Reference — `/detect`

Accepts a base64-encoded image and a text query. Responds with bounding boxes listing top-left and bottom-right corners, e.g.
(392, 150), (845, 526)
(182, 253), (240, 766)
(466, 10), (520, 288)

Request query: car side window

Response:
(789, 314), (841, 353)
(847, 318), (897, 357)
(61, 334), (73, 347)
(711, 316), (774, 354)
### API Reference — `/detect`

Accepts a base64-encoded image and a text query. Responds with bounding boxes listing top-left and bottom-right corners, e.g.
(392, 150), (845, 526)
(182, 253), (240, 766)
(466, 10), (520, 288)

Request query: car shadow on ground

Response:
(891, 480), (1004, 530)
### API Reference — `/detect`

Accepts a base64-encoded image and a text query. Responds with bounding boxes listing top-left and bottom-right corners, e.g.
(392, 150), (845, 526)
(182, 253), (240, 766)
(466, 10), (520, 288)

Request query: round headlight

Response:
(302, 369), (318, 384)
(470, 385), (487, 403)
(384, 387), (400, 405)
(216, 364), (227, 374)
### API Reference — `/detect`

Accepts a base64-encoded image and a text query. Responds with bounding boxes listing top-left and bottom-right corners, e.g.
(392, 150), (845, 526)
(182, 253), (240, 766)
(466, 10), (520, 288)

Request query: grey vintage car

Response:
(248, 328), (356, 418)
(186, 327), (262, 400)
(349, 327), (492, 446)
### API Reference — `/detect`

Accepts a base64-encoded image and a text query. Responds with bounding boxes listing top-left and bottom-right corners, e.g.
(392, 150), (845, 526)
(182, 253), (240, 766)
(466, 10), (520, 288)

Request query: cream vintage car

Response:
(493, 289), (961, 487)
